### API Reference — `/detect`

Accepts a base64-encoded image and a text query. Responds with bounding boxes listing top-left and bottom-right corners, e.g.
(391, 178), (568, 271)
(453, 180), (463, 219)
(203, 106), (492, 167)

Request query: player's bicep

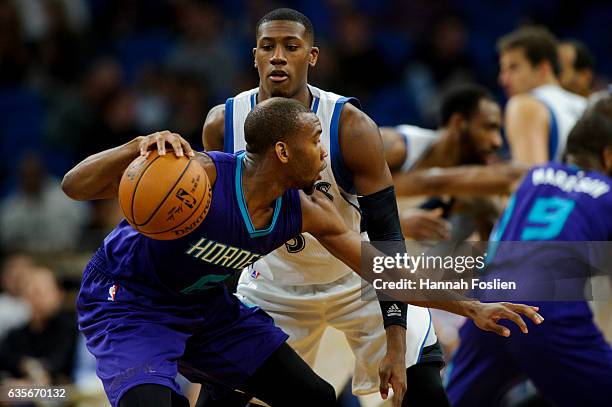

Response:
(340, 104), (394, 195)
(202, 104), (225, 151)
(505, 97), (550, 165)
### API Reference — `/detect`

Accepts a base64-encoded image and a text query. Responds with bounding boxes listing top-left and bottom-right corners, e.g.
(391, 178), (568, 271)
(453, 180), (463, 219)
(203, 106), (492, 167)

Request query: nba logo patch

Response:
(249, 267), (260, 280)
(107, 284), (119, 301)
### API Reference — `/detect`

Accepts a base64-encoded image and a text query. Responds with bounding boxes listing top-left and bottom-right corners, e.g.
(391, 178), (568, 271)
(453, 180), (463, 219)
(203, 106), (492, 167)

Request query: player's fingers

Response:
(430, 208), (444, 217)
(487, 321), (511, 337)
(379, 369), (390, 400)
(156, 133), (166, 155)
(140, 134), (156, 156)
(180, 138), (195, 157)
(500, 308), (528, 334)
(419, 221), (449, 240)
(506, 303), (545, 325)
(169, 133), (184, 157)
(391, 378), (407, 407)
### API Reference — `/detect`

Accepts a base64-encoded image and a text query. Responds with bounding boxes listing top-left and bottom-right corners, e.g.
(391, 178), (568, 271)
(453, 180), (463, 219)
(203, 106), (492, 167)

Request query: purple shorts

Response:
(77, 254), (288, 407)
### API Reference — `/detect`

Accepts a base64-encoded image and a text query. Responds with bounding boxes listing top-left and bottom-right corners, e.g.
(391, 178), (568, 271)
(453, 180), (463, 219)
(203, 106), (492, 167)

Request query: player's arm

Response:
(300, 190), (544, 334)
(202, 104), (225, 151)
(392, 163), (529, 196)
(505, 95), (550, 165)
(338, 104), (409, 402)
(62, 131), (195, 200)
(379, 127), (407, 172)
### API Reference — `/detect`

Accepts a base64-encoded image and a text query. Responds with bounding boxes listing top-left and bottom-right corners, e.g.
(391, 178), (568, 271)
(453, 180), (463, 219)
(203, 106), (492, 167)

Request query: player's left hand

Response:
(379, 327), (407, 407)
(471, 302), (544, 337)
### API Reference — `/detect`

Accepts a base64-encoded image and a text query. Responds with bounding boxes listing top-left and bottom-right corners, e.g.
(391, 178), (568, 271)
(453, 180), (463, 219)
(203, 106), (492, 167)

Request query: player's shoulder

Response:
(505, 93), (549, 121)
(204, 103), (225, 128)
(338, 101), (378, 138)
(202, 104), (225, 151)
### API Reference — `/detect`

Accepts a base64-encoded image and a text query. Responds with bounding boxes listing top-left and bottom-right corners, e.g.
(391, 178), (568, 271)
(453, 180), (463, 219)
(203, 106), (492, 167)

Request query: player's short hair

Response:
(563, 40), (595, 71)
(256, 8), (314, 43)
(566, 92), (612, 159)
(245, 97), (312, 155)
(439, 84), (496, 126)
(497, 26), (560, 77)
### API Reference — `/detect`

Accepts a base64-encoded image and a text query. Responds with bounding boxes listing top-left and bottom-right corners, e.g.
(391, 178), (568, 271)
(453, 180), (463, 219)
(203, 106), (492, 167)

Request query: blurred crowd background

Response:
(0, 0), (611, 406)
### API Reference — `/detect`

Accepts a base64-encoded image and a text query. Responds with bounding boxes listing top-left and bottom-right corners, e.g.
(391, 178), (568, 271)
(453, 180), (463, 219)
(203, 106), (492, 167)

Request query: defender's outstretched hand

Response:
(470, 302), (544, 337)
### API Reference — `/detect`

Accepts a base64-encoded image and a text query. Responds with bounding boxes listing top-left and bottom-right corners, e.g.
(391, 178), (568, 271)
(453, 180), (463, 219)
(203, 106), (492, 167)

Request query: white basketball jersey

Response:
(395, 124), (439, 172)
(225, 84), (362, 284)
(530, 84), (587, 161)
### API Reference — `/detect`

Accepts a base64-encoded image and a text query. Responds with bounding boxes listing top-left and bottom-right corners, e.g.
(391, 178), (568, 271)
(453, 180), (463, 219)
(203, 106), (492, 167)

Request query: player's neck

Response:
(258, 84), (312, 108)
(418, 129), (462, 168)
(534, 76), (559, 89)
(241, 153), (288, 213)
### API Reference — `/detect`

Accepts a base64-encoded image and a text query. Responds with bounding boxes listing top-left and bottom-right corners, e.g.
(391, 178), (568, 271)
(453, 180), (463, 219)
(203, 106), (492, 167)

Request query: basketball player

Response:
(558, 40), (595, 98)
(498, 26), (587, 165)
(446, 94), (612, 407)
(381, 84), (527, 197)
(62, 98), (542, 407)
(202, 8), (445, 406)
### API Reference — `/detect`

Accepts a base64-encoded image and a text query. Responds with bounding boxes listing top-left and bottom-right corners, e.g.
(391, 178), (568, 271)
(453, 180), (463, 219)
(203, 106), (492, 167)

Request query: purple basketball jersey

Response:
(100, 151), (302, 297)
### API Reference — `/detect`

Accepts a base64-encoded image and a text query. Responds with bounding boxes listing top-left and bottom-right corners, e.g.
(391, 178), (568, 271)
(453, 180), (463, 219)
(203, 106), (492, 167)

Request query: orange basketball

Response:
(118, 150), (212, 240)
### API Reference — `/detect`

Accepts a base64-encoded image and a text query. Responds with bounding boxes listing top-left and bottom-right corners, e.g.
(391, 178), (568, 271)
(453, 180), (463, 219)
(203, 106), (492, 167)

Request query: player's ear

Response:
(253, 48), (257, 68)
(448, 112), (467, 132)
(309, 46), (319, 67)
(275, 142), (290, 164)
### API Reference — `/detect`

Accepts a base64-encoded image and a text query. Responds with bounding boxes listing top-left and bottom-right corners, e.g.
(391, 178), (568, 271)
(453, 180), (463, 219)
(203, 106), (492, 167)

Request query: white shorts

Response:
(236, 269), (437, 395)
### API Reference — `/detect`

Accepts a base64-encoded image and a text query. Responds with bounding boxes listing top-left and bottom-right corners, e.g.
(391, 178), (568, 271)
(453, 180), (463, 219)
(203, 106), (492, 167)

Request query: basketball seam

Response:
(134, 157), (193, 227)
(129, 155), (161, 231)
(145, 181), (211, 235)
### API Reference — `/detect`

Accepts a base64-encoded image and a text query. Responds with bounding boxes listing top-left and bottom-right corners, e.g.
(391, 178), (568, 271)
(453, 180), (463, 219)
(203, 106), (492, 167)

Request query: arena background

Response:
(0, 0), (610, 406)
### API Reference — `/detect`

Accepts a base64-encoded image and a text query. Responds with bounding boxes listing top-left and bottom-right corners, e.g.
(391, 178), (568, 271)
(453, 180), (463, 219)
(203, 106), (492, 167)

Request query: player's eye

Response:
(286, 45), (299, 51)
(261, 44), (273, 51)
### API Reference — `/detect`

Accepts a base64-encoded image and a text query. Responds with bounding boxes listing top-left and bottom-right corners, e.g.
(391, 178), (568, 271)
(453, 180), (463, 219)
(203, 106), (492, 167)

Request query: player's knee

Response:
(299, 379), (336, 406)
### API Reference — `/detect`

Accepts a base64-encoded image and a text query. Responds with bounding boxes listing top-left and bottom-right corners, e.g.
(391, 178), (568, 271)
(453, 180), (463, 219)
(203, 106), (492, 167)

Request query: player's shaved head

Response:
(256, 8), (314, 44)
(244, 97), (313, 155)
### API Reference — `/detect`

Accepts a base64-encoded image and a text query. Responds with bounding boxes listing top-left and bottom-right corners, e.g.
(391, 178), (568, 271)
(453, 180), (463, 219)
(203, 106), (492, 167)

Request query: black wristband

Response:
(358, 186), (408, 328)
(379, 301), (408, 329)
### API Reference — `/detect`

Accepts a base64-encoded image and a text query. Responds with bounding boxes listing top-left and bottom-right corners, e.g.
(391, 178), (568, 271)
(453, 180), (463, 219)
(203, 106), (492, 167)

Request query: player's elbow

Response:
(61, 171), (87, 200)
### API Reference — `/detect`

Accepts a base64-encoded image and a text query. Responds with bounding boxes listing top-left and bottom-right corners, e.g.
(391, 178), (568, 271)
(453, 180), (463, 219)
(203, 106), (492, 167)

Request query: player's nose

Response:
(270, 48), (287, 64)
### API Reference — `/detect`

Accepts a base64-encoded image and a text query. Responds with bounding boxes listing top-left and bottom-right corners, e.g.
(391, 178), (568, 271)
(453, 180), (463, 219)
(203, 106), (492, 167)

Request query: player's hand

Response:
(400, 208), (451, 240)
(471, 302), (544, 337)
(138, 130), (195, 158)
(379, 326), (407, 407)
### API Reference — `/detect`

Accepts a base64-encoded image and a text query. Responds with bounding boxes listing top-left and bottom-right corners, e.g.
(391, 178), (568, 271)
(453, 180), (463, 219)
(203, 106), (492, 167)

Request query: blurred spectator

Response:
(168, 0), (238, 99)
(0, 152), (89, 252)
(45, 58), (140, 160)
(0, 267), (78, 385)
(0, 253), (33, 340)
(35, 0), (89, 89)
(0, 0), (30, 87)
(168, 72), (209, 150)
(333, 10), (397, 103)
(79, 199), (123, 251)
(558, 39), (595, 97)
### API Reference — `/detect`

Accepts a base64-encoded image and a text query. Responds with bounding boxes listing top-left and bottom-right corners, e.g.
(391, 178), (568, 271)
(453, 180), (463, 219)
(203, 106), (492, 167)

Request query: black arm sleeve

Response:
(358, 186), (407, 329)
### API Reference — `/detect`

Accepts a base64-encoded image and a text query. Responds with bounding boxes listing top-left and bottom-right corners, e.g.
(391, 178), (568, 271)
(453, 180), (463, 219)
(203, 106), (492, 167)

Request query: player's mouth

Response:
(269, 70), (289, 83)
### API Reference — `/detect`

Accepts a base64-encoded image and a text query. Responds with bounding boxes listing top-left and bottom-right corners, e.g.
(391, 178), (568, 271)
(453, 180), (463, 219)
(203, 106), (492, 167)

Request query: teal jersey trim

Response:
(235, 152), (282, 237)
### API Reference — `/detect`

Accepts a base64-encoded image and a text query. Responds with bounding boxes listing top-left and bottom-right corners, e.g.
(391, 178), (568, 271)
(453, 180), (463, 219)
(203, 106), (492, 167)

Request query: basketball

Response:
(118, 150), (212, 240)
